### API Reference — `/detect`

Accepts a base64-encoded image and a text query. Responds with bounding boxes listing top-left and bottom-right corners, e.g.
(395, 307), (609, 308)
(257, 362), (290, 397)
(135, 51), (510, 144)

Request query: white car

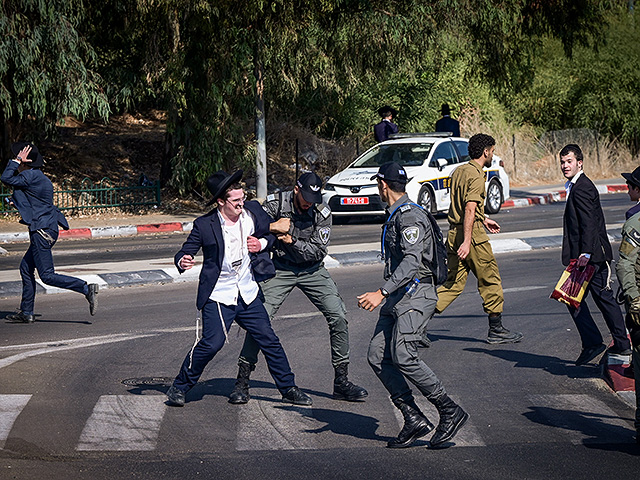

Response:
(322, 133), (510, 217)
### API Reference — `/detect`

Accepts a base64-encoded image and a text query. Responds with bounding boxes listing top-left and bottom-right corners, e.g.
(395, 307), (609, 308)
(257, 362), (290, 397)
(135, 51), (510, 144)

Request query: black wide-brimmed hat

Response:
(440, 103), (452, 115)
(622, 167), (640, 188)
(11, 141), (44, 168)
(205, 170), (243, 206)
(377, 105), (397, 118)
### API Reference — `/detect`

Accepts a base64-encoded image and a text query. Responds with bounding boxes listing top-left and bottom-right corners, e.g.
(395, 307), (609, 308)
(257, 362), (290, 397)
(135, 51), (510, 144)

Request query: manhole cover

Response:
(122, 377), (172, 387)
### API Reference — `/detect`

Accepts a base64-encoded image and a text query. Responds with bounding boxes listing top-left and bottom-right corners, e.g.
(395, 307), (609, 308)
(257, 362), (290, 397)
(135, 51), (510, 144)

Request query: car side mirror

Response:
(437, 158), (447, 171)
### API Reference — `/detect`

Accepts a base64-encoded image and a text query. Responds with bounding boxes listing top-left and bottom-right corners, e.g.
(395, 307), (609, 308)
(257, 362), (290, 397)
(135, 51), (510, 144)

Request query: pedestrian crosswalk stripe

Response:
(528, 394), (635, 444)
(390, 397), (485, 447)
(76, 395), (167, 451)
(236, 398), (317, 451)
(0, 394), (31, 448)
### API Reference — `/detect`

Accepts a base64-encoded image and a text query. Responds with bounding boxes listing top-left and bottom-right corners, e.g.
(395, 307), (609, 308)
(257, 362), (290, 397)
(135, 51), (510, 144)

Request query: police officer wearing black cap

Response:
(228, 172), (368, 404)
(1, 142), (98, 323)
(358, 162), (468, 448)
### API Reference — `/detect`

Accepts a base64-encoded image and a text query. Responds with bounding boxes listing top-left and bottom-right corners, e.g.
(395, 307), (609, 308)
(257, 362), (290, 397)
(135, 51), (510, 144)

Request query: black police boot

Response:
(333, 363), (368, 401)
(429, 393), (469, 448)
(387, 396), (435, 448)
(487, 313), (523, 344)
(228, 362), (255, 404)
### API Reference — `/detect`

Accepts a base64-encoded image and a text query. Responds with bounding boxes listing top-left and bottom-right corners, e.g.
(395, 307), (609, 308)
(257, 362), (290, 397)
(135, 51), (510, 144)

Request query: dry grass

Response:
(460, 107), (639, 186)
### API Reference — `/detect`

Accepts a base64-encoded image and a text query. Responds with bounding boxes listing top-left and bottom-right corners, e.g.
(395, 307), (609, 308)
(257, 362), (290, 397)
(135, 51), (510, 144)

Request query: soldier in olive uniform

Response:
(436, 133), (523, 344)
(228, 172), (368, 404)
(615, 166), (640, 444)
(358, 162), (468, 449)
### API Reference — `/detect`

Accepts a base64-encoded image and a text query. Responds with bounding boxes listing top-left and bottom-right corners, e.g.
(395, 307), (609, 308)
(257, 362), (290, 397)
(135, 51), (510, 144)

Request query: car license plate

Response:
(340, 197), (369, 205)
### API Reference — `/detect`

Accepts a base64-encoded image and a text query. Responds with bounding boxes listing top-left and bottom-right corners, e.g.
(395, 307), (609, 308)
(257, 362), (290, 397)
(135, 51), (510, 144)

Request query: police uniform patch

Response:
(629, 228), (640, 246)
(266, 193), (276, 202)
(319, 226), (331, 244)
(318, 205), (331, 219)
(400, 204), (411, 212)
(402, 226), (420, 244)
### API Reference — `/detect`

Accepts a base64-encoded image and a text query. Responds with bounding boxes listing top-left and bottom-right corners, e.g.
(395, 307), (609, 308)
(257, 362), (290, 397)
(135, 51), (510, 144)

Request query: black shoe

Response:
(608, 346), (632, 356)
(5, 311), (35, 323)
(487, 325), (523, 344)
(333, 363), (368, 402)
(575, 344), (606, 366)
(282, 386), (312, 406)
(430, 406), (469, 448)
(85, 283), (98, 316)
(166, 385), (186, 407)
(228, 363), (254, 404)
(388, 397), (434, 448)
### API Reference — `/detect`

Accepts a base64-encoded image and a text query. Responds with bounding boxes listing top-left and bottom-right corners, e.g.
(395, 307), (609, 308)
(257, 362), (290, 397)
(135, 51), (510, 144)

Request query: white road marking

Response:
(502, 285), (549, 294)
(236, 398), (318, 451)
(528, 394), (635, 444)
(76, 395), (167, 451)
(0, 394), (31, 448)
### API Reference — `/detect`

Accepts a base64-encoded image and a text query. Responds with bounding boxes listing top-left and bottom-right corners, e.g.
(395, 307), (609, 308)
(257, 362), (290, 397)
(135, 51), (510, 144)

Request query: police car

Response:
(322, 133), (510, 217)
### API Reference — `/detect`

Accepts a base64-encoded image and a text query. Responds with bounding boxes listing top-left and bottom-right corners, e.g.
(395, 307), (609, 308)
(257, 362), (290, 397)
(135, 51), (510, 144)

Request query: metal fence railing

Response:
(1, 177), (161, 214)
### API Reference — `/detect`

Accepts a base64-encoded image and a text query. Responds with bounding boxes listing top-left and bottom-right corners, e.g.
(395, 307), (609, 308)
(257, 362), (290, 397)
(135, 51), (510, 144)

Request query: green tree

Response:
(0, 0), (109, 159)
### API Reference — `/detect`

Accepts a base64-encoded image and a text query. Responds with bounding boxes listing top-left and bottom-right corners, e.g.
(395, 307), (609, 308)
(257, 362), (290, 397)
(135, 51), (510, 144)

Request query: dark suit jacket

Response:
(1, 160), (69, 232)
(562, 173), (612, 266)
(373, 120), (398, 143)
(174, 200), (276, 310)
(435, 116), (460, 137)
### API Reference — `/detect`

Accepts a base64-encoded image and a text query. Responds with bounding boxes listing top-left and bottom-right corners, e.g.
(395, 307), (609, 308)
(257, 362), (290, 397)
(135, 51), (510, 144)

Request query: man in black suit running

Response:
(560, 144), (631, 365)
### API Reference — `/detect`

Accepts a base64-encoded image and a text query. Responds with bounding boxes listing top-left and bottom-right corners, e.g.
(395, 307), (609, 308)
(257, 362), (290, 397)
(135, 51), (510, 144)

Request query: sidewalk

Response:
(0, 179), (635, 408)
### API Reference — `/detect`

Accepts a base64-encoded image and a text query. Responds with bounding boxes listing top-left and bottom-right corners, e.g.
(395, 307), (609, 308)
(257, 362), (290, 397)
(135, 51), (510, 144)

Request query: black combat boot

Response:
(333, 363), (368, 401)
(228, 362), (255, 404)
(487, 313), (524, 344)
(429, 393), (469, 448)
(387, 396), (435, 448)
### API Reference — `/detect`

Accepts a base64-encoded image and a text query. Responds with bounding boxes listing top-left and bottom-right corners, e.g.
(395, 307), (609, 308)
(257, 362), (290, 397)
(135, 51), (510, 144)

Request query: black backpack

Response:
(386, 202), (448, 285)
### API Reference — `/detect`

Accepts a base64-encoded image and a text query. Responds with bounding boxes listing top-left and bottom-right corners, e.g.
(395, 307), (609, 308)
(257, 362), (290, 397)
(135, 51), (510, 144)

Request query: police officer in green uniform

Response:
(358, 162), (468, 449)
(436, 133), (523, 344)
(228, 172), (368, 404)
(615, 166), (640, 444)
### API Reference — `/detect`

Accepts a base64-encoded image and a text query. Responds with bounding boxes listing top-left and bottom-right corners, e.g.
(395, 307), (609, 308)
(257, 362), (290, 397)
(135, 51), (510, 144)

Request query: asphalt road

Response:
(1, 247), (639, 479)
(0, 193), (632, 270)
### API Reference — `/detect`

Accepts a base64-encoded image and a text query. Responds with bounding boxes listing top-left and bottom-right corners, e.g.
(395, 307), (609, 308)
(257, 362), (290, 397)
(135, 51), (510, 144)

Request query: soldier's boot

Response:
(487, 313), (524, 344)
(332, 363), (368, 401)
(387, 396), (435, 448)
(429, 393), (469, 448)
(228, 362), (255, 404)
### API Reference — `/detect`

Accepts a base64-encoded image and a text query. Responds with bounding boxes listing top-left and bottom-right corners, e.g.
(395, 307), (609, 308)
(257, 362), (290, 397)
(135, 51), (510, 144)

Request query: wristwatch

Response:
(380, 288), (390, 298)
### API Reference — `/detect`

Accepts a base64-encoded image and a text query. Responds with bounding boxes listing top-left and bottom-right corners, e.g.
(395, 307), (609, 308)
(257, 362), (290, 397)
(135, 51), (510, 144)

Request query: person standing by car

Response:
(558, 143), (631, 365)
(166, 170), (312, 407)
(435, 103), (460, 137)
(374, 105), (399, 143)
(228, 172), (368, 404)
(358, 162), (468, 449)
(615, 166), (640, 444)
(1, 142), (98, 323)
(435, 134), (523, 344)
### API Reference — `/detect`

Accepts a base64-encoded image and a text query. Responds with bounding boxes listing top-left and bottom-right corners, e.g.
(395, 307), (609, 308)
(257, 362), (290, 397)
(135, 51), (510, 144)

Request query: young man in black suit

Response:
(1, 142), (98, 323)
(560, 144), (632, 365)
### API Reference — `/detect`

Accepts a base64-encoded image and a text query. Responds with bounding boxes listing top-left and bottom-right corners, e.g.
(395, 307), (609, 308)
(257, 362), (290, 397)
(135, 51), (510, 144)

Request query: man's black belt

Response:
(275, 257), (320, 270)
(418, 276), (434, 284)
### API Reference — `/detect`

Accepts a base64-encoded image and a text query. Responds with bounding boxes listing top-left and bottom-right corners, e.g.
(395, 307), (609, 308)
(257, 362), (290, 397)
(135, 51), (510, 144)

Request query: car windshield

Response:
(351, 143), (434, 168)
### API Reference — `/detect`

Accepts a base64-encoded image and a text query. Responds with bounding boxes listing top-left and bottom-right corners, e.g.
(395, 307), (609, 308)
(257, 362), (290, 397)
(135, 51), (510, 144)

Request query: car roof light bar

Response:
(388, 132), (453, 139)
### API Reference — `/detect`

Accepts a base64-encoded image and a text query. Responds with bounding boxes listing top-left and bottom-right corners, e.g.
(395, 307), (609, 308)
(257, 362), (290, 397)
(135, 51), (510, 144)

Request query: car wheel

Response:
(485, 179), (503, 214)
(418, 185), (436, 213)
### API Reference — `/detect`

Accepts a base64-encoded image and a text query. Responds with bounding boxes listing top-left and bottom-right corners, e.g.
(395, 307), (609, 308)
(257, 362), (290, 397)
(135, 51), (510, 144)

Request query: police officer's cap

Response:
(11, 141), (45, 168)
(370, 162), (408, 184)
(622, 167), (640, 189)
(296, 172), (323, 204)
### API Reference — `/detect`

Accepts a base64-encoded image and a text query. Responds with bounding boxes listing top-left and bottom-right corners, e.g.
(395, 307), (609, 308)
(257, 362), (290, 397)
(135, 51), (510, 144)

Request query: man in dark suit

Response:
(560, 144), (631, 365)
(1, 142), (98, 323)
(435, 104), (460, 137)
(374, 105), (399, 143)
(166, 170), (312, 407)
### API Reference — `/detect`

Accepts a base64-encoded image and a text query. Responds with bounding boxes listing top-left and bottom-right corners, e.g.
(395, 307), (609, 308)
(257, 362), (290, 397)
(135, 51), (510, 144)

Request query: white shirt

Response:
(209, 209), (263, 306)
(565, 170), (584, 197)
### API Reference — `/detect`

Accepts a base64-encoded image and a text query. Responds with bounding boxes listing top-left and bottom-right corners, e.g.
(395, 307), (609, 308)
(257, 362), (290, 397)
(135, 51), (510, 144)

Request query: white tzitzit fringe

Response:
(188, 310), (202, 370)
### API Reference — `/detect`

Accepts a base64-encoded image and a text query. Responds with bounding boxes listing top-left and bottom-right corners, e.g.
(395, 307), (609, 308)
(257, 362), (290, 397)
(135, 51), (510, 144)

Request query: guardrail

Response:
(0, 177), (161, 214)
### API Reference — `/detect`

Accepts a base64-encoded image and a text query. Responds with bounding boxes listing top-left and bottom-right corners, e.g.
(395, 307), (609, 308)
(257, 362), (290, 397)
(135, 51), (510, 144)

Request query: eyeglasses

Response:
(226, 194), (246, 205)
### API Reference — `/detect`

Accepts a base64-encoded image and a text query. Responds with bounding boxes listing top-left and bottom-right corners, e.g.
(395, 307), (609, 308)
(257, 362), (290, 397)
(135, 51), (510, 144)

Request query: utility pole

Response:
(254, 31), (267, 201)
